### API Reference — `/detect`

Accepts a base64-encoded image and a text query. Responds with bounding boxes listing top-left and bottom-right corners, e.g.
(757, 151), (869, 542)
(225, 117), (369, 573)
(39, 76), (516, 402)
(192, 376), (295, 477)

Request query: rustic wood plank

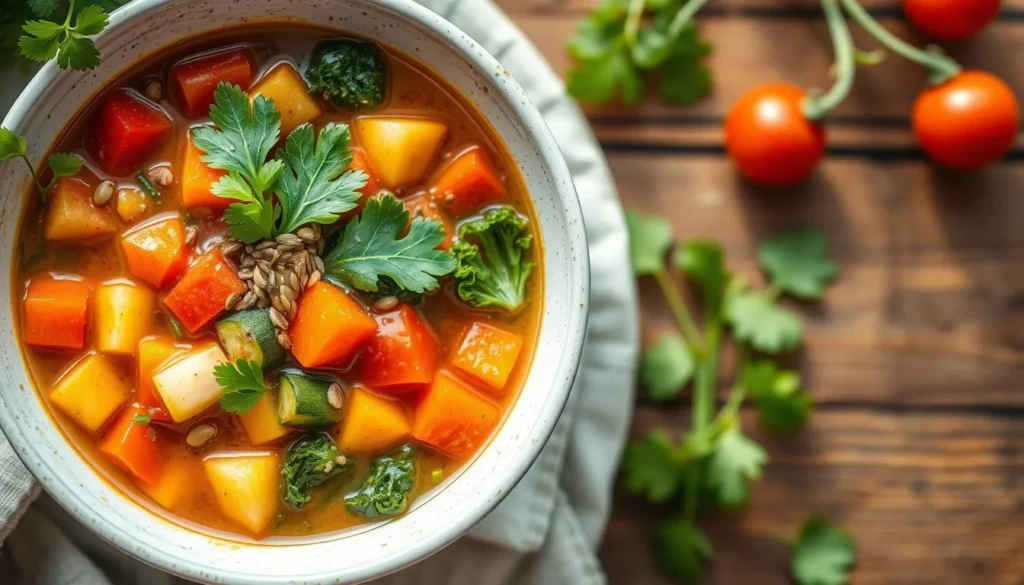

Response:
(599, 409), (1024, 585)
(495, 0), (1024, 15)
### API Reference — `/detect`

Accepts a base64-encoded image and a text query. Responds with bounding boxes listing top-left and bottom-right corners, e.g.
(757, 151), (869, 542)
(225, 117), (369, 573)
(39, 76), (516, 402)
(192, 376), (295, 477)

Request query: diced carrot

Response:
(137, 336), (187, 422)
(411, 371), (500, 458)
(171, 47), (254, 119)
(431, 146), (507, 217)
(350, 149), (383, 201)
(99, 404), (162, 485)
(23, 277), (92, 350)
(121, 215), (191, 289)
(289, 282), (377, 368)
(49, 352), (131, 433)
(337, 386), (411, 454)
(87, 89), (173, 176)
(181, 133), (229, 209)
(162, 249), (246, 333)
(358, 305), (438, 392)
(44, 177), (119, 242)
(403, 192), (454, 251)
(450, 322), (524, 393)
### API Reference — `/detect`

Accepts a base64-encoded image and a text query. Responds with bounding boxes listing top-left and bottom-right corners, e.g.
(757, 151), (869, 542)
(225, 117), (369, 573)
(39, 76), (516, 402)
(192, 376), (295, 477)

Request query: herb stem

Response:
(683, 315), (722, 522)
(624, 0), (647, 45)
(803, 0), (856, 121)
(839, 0), (960, 84)
(64, 0), (77, 28)
(654, 270), (703, 350)
(18, 155), (48, 202)
(667, 0), (713, 43)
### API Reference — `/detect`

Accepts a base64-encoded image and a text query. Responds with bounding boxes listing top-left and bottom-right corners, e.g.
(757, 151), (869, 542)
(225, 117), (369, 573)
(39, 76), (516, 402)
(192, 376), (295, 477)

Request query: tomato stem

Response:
(667, 0), (713, 44)
(839, 0), (961, 84)
(803, 0), (857, 121)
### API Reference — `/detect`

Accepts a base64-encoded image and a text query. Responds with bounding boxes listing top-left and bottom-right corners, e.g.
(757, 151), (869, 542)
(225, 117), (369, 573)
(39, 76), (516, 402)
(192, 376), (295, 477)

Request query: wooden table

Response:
(498, 1), (1024, 583)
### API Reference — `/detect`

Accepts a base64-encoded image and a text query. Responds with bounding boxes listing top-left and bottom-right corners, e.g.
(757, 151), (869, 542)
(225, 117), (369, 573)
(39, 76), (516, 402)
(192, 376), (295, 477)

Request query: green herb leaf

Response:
(621, 430), (682, 502)
(706, 428), (767, 508)
(625, 209), (673, 276)
(640, 334), (695, 401)
(131, 413), (151, 425)
(71, 5), (109, 36)
(322, 194), (455, 294)
(659, 22), (713, 105)
(654, 518), (713, 582)
(675, 240), (728, 302)
(49, 153), (83, 178)
(566, 45), (644, 105)
(17, 24), (60, 62)
(215, 359), (269, 414)
(791, 516), (857, 585)
(274, 123), (365, 235)
(758, 227), (838, 300)
(727, 291), (804, 353)
(741, 360), (812, 432)
(566, 16), (622, 62)
(56, 34), (100, 70)
(0, 128), (28, 161)
(27, 0), (59, 17)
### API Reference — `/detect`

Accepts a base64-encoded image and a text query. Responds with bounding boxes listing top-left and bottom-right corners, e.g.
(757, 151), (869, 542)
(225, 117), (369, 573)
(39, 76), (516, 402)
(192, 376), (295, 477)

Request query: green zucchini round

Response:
(216, 309), (286, 370)
(277, 370), (343, 427)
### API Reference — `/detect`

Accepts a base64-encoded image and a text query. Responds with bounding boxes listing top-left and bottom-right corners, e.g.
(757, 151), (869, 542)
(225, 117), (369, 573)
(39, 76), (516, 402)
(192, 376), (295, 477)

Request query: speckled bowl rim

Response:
(0, 0), (590, 583)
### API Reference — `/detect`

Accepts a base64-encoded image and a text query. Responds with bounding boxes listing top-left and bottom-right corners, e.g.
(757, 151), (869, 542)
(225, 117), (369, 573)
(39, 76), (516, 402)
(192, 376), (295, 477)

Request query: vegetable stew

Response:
(13, 26), (542, 540)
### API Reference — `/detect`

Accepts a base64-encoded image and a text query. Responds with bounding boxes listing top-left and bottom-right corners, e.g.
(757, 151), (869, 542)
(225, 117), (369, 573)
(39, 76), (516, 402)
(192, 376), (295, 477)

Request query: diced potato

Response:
(337, 386), (410, 454)
(354, 117), (448, 188)
(94, 280), (156, 355)
(237, 392), (294, 446)
(203, 451), (280, 534)
(142, 450), (196, 511)
(49, 352), (130, 433)
(250, 63), (322, 136)
(152, 344), (228, 423)
(44, 177), (119, 242)
(116, 187), (149, 223)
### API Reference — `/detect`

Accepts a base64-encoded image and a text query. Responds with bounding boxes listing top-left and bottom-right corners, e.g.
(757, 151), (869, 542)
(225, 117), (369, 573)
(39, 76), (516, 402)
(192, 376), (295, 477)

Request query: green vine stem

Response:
(667, 0), (713, 44)
(803, 0), (856, 121)
(839, 0), (961, 84)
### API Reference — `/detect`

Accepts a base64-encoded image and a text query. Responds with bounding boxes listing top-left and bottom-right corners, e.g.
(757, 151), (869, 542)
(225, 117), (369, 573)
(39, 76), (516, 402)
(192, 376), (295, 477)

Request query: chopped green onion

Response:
(136, 172), (161, 199)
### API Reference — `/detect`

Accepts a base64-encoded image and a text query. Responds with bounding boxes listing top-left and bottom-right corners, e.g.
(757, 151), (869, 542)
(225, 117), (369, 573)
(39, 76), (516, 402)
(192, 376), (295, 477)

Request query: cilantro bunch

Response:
(623, 211), (854, 583)
(566, 0), (713, 105)
(15, 0), (128, 71)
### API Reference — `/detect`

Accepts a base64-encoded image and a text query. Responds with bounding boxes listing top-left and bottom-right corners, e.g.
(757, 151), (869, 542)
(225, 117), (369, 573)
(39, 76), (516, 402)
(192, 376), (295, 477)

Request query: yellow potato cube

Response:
(204, 451), (281, 534)
(354, 117), (448, 188)
(50, 352), (130, 433)
(251, 63), (323, 136)
(95, 281), (156, 355)
(237, 392), (294, 446)
(337, 386), (410, 454)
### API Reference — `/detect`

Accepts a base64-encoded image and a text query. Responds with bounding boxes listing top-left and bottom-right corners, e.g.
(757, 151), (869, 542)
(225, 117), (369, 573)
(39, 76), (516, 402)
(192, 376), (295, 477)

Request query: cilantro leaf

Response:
(625, 209), (673, 276)
(215, 359), (269, 414)
(566, 15), (622, 61)
(654, 518), (713, 582)
(792, 516), (857, 585)
(758, 227), (838, 300)
(274, 123), (365, 235)
(706, 428), (767, 508)
(727, 291), (804, 353)
(322, 194), (455, 294)
(641, 334), (695, 401)
(675, 240), (728, 302)
(742, 360), (812, 432)
(48, 153), (82, 178)
(56, 35), (99, 70)
(660, 22), (713, 105)
(19, 3), (110, 71)
(566, 45), (644, 105)
(0, 128), (28, 161)
(27, 0), (59, 17)
(71, 5), (108, 36)
(621, 430), (682, 502)
(18, 24), (60, 62)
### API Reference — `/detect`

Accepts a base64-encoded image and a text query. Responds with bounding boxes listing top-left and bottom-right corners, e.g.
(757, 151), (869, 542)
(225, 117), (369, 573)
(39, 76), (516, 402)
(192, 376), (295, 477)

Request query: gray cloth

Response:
(0, 0), (639, 583)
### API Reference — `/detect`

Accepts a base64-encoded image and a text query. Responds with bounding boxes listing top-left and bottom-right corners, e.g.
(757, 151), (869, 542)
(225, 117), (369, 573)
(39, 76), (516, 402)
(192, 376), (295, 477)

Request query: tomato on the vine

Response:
(904, 0), (1001, 41)
(725, 84), (826, 187)
(912, 70), (1019, 169)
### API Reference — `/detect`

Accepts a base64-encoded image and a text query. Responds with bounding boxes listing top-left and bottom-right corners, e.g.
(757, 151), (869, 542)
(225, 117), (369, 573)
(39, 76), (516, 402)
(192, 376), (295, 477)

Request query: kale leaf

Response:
(283, 433), (352, 509)
(451, 206), (535, 313)
(344, 444), (416, 519)
(306, 38), (387, 109)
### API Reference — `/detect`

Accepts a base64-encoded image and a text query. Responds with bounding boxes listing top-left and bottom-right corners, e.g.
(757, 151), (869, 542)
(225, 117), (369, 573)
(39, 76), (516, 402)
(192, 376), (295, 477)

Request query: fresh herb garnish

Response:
(791, 516), (857, 585)
(135, 172), (160, 199)
(451, 206), (535, 313)
(214, 359), (268, 414)
(0, 127), (82, 202)
(130, 413), (151, 425)
(322, 194), (455, 294)
(18, 0), (116, 71)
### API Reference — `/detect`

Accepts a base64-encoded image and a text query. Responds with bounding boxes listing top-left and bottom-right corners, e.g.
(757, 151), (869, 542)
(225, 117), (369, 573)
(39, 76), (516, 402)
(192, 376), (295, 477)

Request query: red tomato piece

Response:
(162, 249), (247, 333)
(87, 89), (173, 176)
(432, 146), (508, 217)
(99, 405), (163, 484)
(171, 47), (255, 119)
(904, 0), (1001, 41)
(359, 305), (438, 392)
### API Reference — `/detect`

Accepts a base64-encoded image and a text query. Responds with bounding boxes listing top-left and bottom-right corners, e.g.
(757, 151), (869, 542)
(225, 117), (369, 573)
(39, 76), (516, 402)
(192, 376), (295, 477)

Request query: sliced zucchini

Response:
(277, 371), (343, 427)
(216, 309), (286, 370)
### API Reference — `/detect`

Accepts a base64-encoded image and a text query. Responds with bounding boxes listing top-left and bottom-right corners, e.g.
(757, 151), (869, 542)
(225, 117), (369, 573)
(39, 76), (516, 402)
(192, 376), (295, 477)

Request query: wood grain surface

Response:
(499, 1), (1024, 583)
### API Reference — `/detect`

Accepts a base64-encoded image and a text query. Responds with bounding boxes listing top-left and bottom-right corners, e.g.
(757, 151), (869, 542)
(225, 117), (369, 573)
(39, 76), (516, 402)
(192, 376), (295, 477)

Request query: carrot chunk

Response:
(403, 192), (454, 251)
(450, 322), (524, 393)
(23, 277), (92, 350)
(137, 336), (187, 422)
(99, 405), (162, 485)
(358, 305), (438, 392)
(121, 215), (191, 289)
(87, 89), (173, 176)
(432, 146), (507, 217)
(411, 371), (500, 458)
(171, 47), (254, 119)
(44, 177), (119, 242)
(162, 249), (246, 333)
(289, 282), (377, 368)
(181, 133), (229, 209)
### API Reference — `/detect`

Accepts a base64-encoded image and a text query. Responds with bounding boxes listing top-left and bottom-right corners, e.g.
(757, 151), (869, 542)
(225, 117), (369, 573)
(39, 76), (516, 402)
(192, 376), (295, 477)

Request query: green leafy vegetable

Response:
(654, 518), (713, 582)
(705, 428), (766, 508)
(640, 334), (695, 401)
(621, 430), (683, 502)
(741, 360), (812, 432)
(0, 127), (82, 202)
(322, 194), (455, 295)
(727, 291), (804, 353)
(625, 209), (673, 276)
(283, 433), (352, 509)
(759, 227), (838, 300)
(18, 1), (112, 71)
(451, 206), (535, 313)
(214, 359), (268, 414)
(344, 444), (416, 519)
(675, 239), (728, 304)
(306, 38), (387, 109)
(791, 516), (857, 585)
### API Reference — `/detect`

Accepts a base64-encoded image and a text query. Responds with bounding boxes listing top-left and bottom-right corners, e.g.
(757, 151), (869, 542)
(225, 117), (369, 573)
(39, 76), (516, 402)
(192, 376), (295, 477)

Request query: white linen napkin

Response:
(0, 1), (639, 583)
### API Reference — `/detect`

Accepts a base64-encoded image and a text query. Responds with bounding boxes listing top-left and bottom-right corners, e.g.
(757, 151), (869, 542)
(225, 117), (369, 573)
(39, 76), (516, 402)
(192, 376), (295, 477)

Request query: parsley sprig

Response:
(0, 127), (82, 201)
(214, 359), (269, 414)
(622, 210), (845, 581)
(18, 0), (120, 71)
(792, 516), (858, 585)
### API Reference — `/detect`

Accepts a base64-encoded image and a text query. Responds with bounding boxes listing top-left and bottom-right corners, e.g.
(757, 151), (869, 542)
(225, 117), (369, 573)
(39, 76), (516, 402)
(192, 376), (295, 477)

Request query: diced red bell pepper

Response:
(100, 405), (163, 484)
(87, 89), (173, 176)
(432, 146), (507, 217)
(359, 305), (438, 392)
(162, 249), (246, 333)
(171, 47), (254, 119)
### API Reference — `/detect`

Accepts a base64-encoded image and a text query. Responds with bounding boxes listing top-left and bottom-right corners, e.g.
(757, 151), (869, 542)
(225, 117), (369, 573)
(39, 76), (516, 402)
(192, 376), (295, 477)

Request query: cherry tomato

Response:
(725, 84), (826, 187)
(904, 0), (1001, 41)
(912, 71), (1019, 169)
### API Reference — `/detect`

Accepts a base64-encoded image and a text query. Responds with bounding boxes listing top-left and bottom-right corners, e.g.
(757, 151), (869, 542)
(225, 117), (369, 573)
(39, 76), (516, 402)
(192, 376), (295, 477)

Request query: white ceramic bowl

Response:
(0, 1), (589, 582)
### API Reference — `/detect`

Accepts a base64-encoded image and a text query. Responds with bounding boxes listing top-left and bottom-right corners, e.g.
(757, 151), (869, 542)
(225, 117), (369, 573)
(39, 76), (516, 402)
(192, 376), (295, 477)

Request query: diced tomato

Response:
(181, 133), (230, 209)
(171, 47), (254, 119)
(162, 249), (246, 333)
(350, 148), (383, 201)
(431, 146), (507, 217)
(359, 305), (438, 392)
(99, 405), (163, 484)
(403, 192), (454, 251)
(411, 371), (500, 458)
(23, 277), (92, 350)
(290, 282), (377, 368)
(450, 321), (524, 393)
(87, 89), (173, 176)
(120, 215), (191, 289)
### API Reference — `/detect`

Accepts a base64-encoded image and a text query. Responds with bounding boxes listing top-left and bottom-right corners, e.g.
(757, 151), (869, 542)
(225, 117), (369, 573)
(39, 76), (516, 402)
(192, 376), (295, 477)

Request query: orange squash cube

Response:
(411, 371), (500, 458)
(44, 177), (119, 242)
(23, 277), (92, 350)
(450, 322), (524, 393)
(289, 282), (377, 368)
(181, 134), (229, 209)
